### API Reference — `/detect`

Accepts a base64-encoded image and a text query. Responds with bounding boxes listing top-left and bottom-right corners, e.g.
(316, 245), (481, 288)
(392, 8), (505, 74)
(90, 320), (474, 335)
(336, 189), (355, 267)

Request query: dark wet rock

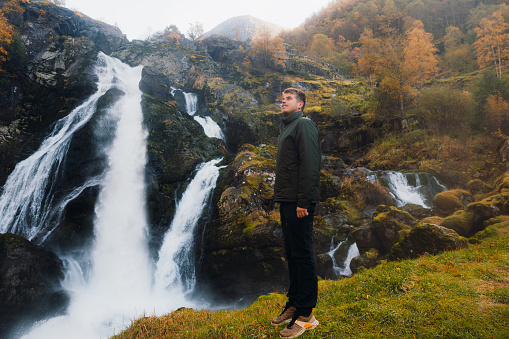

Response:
(139, 66), (174, 103)
(0, 233), (68, 338)
(316, 254), (336, 280)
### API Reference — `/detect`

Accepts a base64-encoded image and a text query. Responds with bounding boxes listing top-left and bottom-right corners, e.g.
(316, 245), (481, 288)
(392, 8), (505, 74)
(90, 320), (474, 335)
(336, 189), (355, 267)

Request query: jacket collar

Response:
(282, 111), (303, 126)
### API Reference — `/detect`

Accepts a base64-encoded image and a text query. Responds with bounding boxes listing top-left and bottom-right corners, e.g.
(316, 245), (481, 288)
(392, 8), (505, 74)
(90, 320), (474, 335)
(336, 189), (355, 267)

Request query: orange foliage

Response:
(167, 32), (181, 47)
(474, 6), (509, 78)
(485, 92), (509, 138)
(251, 27), (286, 69)
(0, 10), (14, 67)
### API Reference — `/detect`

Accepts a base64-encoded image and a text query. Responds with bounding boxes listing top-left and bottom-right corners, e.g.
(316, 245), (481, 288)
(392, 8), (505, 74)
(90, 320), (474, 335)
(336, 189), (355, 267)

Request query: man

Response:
(272, 88), (321, 338)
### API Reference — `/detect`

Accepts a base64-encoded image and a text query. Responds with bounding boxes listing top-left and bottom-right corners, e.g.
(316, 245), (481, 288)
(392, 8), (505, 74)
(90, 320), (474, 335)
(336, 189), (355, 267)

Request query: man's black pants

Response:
(280, 202), (318, 314)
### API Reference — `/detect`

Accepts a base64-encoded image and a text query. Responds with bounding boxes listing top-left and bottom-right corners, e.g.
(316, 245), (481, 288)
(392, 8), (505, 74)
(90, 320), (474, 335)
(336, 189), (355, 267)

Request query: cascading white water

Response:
(378, 171), (446, 208)
(172, 88), (226, 141)
(20, 53), (193, 339)
(155, 158), (223, 294)
(327, 238), (360, 276)
(0, 55), (121, 241)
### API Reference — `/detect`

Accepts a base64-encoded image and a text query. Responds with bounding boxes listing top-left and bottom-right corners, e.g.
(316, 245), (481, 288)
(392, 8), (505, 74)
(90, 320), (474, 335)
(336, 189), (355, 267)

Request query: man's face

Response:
(281, 92), (303, 117)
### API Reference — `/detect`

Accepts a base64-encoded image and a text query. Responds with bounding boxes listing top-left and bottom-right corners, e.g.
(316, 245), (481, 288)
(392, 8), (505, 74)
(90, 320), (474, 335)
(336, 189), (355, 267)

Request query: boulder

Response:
(466, 179), (492, 196)
(371, 206), (417, 253)
(440, 210), (475, 237)
(434, 189), (473, 216)
(0, 233), (68, 337)
(469, 225), (501, 244)
(351, 226), (381, 254)
(350, 248), (380, 274)
(316, 254), (337, 280)
(389, 224), (468, 260)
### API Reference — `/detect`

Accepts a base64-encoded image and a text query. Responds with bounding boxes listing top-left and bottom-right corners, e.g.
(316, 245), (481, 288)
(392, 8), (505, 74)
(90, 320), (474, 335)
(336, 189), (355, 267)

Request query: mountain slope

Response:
(201, 15), (284, 41)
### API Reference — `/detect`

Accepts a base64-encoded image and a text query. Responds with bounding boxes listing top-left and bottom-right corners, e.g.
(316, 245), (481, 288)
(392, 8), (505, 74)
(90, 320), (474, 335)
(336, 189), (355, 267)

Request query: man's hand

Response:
(296, 207), (309, 219)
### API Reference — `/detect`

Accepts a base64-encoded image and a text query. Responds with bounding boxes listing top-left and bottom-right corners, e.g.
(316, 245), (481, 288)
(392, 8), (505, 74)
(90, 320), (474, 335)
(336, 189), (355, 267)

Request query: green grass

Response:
(113, 236), (509, 338)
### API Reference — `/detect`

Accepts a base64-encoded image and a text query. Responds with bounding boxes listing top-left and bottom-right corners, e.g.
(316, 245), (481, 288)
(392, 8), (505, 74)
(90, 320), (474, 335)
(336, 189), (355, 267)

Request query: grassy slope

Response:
(114, 235), (509, 339)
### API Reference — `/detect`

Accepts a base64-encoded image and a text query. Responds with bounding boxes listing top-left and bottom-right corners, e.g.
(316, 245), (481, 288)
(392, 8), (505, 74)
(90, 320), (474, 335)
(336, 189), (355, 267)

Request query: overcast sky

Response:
(64, 0), (333, 40)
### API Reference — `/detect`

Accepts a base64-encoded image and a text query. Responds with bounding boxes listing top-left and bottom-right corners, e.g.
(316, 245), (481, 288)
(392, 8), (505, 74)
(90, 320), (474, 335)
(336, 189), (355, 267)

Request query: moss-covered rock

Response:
(399, 203), (433, 220)
(434, 189), (473, 216)
(389, 224), (468, 260)
(350, 248), (380, 274)
(469, 225), (501, 244)
(496, 172), (509, 195)
(484, 215), (509, 236)
(351, 226), (381, 255)
(371, 206), (417, 253)
(421, 216), (444, 225)
(440, 210), (475, 237)
(466, 179), (492, 196)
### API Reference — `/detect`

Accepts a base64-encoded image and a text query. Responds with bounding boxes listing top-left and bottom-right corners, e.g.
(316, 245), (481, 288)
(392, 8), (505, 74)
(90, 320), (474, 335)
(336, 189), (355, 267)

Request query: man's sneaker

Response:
(271, 305), (296, 326)
(279, 314), (319, 338)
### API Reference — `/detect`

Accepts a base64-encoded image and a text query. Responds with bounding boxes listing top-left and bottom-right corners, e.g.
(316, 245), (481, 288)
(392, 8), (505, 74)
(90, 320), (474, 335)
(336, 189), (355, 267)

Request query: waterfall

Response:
(171, 88), (226, 141)
(154, 158), (224, 294)
(377, 171), (446, 208)
(0, 55), (122, 241)
(328, 238), (359, 277)
(18, 53), (191, 339)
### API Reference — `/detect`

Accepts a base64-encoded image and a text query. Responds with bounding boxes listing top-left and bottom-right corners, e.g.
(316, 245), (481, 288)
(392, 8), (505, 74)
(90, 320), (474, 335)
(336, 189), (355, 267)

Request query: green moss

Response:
(484, 215), (509, 235)
(434, 189), (471, 214)
(469, 225), (501, 244)
(440, 210), (475, 236)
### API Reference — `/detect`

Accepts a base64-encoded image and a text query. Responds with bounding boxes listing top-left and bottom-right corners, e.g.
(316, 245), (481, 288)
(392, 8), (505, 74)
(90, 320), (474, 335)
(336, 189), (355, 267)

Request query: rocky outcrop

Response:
(0, 233), (67, 338)
(139, 66), (175, 104)
(197, 144), (342, 301)
(389, 224), (468, 260)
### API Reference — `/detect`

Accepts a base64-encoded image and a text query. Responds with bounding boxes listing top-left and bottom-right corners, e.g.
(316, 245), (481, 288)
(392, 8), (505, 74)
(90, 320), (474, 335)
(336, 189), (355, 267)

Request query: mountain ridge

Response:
(201, 15), (284, 41)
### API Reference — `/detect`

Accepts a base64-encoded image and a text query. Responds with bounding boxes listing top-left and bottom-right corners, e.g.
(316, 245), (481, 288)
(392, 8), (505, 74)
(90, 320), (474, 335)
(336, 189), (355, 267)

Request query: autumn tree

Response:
(485, 91), (509, 137)
(250, 27), (286, 70)
(0, 10), (14, 68)
(474, 7), (509, 78)
(187, 21), (203, 41)
(357, 28), (380, 86)
(308, 34), (334, 60)
(376, 20), (438, 122)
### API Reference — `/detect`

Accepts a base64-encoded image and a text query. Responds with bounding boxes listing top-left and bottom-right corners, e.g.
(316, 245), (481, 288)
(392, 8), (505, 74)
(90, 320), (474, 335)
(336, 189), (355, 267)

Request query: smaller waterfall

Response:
(377, 171), (446, 208)
(155, 158), (224, 294)
(172, 88), (226, 141)
(328, 238), (360, 276)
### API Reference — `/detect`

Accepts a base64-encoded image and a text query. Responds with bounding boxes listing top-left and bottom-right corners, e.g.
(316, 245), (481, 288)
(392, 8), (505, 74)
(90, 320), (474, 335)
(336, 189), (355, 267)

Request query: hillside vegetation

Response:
(114, 235), (509, 338)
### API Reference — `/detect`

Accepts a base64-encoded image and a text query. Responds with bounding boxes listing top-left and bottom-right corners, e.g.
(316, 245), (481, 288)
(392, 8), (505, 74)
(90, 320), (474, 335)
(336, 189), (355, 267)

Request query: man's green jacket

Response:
(274, 111), (321, 209)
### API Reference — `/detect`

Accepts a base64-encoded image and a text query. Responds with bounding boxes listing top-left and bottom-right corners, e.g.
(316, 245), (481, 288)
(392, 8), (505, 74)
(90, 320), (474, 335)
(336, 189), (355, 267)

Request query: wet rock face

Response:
(139, 66), (175, 104)
(0, 233), (68, 337)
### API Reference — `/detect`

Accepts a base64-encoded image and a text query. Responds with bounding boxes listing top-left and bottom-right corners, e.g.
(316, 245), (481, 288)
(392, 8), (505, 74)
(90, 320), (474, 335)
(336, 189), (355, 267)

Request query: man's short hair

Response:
(283, 88), (306, 111)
